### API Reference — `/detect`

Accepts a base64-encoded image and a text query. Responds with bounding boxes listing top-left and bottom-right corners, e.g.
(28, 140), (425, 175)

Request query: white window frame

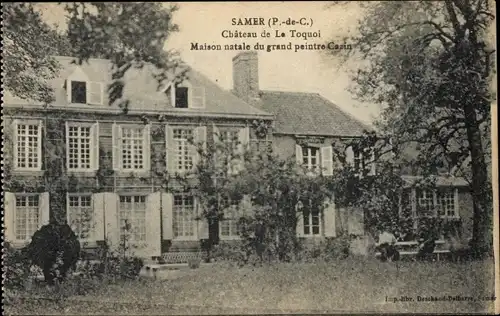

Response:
(415, 188), (460, 219)
(13, 120), (43, 171)
(66, 122), (97, 172)
(168, 80), (205, 109)
(303, 208), (321, 237)
(67, 193), (94, 243)
(219, 198), (241, 240)
(302, 146), (320, 172)
(172, 127), (195, 173)
(118, 195), (147, 244)
(13, 194), (40, 242)
(172, 193), (197, 240)
(119, 125), (149, 172)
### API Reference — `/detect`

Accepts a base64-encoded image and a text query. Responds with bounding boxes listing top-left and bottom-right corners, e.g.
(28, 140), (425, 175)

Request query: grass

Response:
(4, 258), (496, 315)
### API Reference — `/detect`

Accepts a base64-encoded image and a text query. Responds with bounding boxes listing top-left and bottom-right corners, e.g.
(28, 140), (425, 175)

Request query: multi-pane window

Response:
(119, 196), (147, 242)
(303, 209), (320, 236)
(220, 197), (240, 239)
(302, 147), (320, 171)
(417, 190), (435, 215)
(417, 189), (457, 218)
(15, 122), (41, 170)
(67, 125), (92, 170)
(68, 195), (93, 240)
(437, 189), (457, 217)
(220, 130), (239, 148)
(121, 127), (145, 170)
(173, 194), (195, 238)
(14, 195), (39, 241)
(173, 128), (194, 172)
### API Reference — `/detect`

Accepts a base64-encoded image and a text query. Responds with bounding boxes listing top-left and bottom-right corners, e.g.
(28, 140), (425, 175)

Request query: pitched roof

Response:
(258, 90), (371, 137)
(4, 56), (273, 119)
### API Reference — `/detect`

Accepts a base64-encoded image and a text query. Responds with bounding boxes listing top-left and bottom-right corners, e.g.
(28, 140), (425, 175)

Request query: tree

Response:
(329, 0), (495, 256)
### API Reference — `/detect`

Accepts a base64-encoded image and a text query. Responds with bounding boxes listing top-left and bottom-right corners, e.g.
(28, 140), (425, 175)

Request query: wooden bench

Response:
(375, 240), (450, 261)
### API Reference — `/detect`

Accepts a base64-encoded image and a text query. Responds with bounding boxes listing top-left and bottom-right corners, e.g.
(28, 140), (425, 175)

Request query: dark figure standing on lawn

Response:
(416, 232), (436, 261)
(376, 228), (400, 262)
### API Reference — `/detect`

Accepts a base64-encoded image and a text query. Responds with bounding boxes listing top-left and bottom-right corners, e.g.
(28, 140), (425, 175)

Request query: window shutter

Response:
(145, 192), (162, 257)
(103, 193), (119, 251)
(65, 122), (70, 170)
(296, 204), (304, 237)
(165, 125), (175, 174)
(162, 193), (173, 240)
(196, 198), (209, 239)
(323, 199), (336, 237)
(369, 151), (376, 176)
(66, 80), (72, 103)
(453, 188), (459, 218)
(321, 145), (333, 176)
(193, 126), (207, 169)
(39, 192), (50, 228)
(112, 123), (121, 171)
(191, 86), (205, 109)
(92, 193), (105, 241)
(212, 124), (221, 144)
(295, 144), (303, 166)
(88, 82), (103, 105)
(37, 121), (43, 170)
(5, 192), (16, 242)
(143, 124), (151, 172)
(12, 120), (19, 169)
(92, 122), (100, 171)
(345, 146), (355, 167)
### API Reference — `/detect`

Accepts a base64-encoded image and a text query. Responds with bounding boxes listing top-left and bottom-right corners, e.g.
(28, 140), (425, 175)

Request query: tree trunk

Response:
(463, 103), (492, 257)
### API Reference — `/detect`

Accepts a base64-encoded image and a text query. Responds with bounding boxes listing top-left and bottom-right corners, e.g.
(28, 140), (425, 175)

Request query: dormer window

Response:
(71, 81), (87, 104)
(166, 80), (205, 109)
(175, 86), (189, 108)
(66, 66), (103, 105)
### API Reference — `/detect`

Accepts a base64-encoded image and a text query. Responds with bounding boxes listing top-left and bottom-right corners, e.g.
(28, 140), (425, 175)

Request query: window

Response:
(303, 209), (321, 236)
(302, 147), (320, 171)
(220, 130), (239, 149)
(175, 86), (189, 108)
(15, 121), (42, 170)
(68, 195), (93, 240)
(67, 125), (92, 170)
(119, 196), (147, 243)
(121, 127), (145, 170)
(417, 189), (458, 218)
(14, 195), (39, 241)
(437, 189), (457, 217)
(219, 197), (240, 239)
(71, 81), (87, 104)
(173, 194), (195, 238)
(173, 128), (194, 172)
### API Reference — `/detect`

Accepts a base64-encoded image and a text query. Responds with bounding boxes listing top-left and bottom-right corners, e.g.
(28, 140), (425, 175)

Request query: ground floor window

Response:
(119, 195), (147, 243)
(303, 209), (321, 236)
(173, 194), (195, 238)
(14, 194), (40, 241)
(67, 194), (93, 240)
(219, 198), (240, 239)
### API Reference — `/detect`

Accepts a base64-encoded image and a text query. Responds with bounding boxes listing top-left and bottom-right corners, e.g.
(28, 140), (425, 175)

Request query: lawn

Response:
(4, 258), (497, 315)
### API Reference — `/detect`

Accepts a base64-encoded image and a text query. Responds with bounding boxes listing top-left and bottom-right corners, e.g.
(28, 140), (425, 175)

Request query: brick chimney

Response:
(232, 51), (260, 106)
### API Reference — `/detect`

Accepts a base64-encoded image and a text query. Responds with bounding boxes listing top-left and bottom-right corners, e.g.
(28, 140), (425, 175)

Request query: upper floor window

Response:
(66, 67), (103, 105)
(173, 128), (195, 172)
(66, 122), (99, 171)
(71, 81), (87, 104)
(112, 124), (151, 172)
(13, 120), (42, 171)
(295, 143), (334, 176)
(302, 147), (320, 171)
(167, 80), (205, 109)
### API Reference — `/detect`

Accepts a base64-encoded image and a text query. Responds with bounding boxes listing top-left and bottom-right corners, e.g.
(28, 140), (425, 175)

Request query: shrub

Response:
(188, 258), (201, 269)
(24, 223), (80, 285)
(210, 241), (247, 265)
(296, 235), (351, 263)
(3, 242), (32, 290)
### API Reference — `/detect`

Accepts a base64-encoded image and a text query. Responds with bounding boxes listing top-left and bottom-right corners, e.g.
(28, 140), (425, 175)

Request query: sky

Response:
(38, 2), (384, 125)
